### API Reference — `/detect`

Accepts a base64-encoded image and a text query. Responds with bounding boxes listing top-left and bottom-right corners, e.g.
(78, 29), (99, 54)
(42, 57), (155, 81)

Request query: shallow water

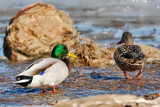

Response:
(0, 60), (160, 106)
(0, 0), (160, 106)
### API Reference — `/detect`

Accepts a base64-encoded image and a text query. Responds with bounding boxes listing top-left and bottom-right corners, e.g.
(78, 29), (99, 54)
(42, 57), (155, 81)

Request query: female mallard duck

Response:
(15, 44), (78, 93)
(114, 32), (147, 79)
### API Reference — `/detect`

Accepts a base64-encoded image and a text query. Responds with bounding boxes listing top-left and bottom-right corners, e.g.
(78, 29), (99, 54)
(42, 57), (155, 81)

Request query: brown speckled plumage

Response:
(114, 45), (147, 71)
(114, 32), (147, 79)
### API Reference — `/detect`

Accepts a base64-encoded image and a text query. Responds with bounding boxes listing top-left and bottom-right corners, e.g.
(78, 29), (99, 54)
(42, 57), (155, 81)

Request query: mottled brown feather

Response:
(114, 32), (147, 72)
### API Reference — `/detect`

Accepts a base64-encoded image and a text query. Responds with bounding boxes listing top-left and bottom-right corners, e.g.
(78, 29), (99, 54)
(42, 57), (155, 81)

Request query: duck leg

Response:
(42, 89), (46, 93)
(41, 86), (56, 93)
(135, 69), (142, 78)
(123, 71), (128, 79)
(53, 85), (56, 93)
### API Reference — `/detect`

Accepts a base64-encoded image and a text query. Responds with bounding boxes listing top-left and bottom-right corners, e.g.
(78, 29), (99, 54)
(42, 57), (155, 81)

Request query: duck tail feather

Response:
(15, 75), (33, 87)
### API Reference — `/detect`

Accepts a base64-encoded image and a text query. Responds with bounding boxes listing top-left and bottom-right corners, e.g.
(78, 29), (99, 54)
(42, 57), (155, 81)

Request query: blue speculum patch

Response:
(39, 70), (45, 75)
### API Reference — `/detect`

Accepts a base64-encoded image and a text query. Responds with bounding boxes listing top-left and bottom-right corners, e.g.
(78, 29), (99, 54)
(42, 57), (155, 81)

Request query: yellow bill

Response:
(67, 51), (78, 58)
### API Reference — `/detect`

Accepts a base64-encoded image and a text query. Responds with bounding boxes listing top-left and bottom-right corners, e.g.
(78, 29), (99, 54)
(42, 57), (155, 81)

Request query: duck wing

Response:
(121, 51), (138, 59)
(120, 45), (146, 64)
(40, 60), (69, 86)
(17, 58), (60, 76)
(132, 45), (146, 60)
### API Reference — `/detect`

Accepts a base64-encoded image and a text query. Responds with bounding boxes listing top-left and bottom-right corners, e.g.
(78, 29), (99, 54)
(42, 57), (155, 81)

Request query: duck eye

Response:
(63, 46), (67, 50)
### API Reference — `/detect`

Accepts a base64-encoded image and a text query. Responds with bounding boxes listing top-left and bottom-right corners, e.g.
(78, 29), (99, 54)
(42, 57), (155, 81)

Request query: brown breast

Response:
(62, 58), (72, 74)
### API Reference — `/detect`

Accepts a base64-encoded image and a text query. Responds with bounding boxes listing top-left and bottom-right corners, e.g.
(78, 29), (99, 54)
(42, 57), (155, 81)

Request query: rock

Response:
(135, 43), (160, 64)
(89, 59), (115, 68)
(3, 2), (78, 61)
(55, 94), (160, 107)
(2, 2), (115, 67)
(147, 58), (160, 64)
(137, 43), (160, 58)
(3, 2), (160, 67)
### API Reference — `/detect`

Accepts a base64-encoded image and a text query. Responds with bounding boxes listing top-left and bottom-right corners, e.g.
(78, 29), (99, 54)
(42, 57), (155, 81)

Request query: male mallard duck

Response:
(15, 44), (78, 93)
(114, 32), (147, 79)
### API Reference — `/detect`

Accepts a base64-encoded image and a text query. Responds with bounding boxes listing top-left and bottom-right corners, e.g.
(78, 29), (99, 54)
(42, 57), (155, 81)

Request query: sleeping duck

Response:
(14, 44), (78, 93)
(114, 32), (147, 79)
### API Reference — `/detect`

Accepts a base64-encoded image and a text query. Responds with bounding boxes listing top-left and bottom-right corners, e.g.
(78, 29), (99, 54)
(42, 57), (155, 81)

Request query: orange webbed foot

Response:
(42, 89), (46, 93)
(41, 85), (56, 93)
(135, 69), (142, 79)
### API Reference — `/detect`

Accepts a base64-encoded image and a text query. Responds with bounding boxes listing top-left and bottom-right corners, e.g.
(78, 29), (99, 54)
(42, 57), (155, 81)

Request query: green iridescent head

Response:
(51, 44), (78, 59)
(51, 44), (68, 59)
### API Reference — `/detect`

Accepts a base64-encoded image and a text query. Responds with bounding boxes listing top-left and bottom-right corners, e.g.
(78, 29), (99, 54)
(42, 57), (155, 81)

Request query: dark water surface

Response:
(0, 0), (160, 106)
